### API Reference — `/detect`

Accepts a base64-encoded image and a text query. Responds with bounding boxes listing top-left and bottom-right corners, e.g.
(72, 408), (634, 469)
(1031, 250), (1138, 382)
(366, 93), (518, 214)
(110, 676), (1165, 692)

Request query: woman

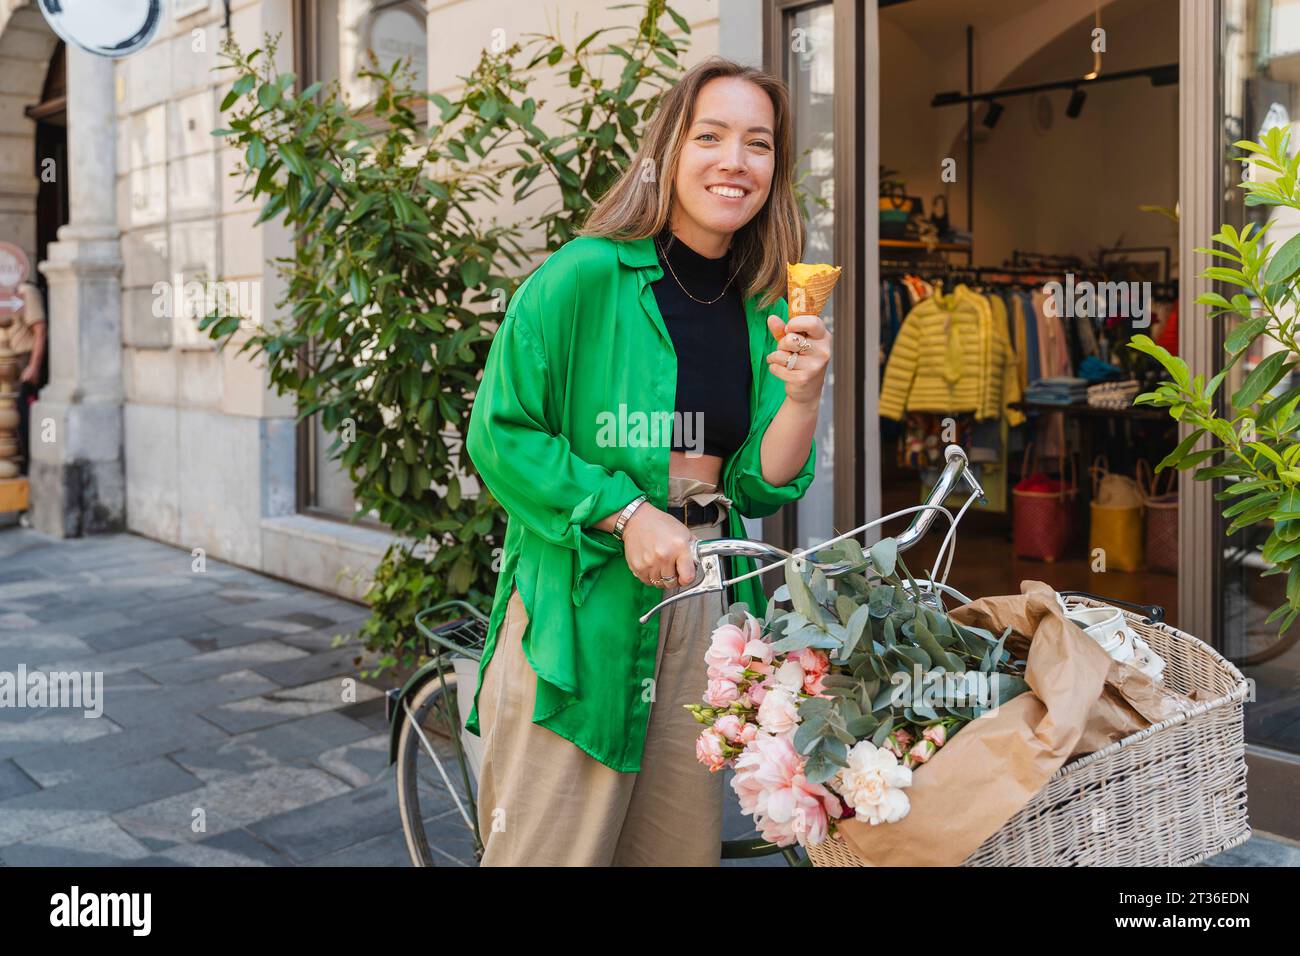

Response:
(463, 56), (832, 866)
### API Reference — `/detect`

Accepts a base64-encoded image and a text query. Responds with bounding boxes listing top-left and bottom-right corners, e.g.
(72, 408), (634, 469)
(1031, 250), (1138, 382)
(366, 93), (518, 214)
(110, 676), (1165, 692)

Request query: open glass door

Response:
(1216, 0), (1300, 839)
(764, 0), (868, 554)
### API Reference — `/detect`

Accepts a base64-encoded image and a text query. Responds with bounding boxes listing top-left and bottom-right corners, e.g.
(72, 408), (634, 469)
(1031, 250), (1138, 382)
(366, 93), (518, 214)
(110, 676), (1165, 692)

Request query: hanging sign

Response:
(38, 0), (162, 59)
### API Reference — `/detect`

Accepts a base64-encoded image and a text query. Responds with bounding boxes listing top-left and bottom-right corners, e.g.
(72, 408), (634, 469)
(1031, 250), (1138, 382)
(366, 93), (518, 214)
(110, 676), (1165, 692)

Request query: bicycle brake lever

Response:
(638, 550), (727, 624)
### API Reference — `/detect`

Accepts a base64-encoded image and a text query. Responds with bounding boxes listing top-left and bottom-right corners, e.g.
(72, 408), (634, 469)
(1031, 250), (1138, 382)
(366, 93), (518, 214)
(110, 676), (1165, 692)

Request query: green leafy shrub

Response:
(1133, 124), (1300, 634)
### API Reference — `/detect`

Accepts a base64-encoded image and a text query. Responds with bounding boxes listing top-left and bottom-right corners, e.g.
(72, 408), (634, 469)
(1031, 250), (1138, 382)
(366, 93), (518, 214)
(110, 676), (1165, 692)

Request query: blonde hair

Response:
(578, 57), (805, 310)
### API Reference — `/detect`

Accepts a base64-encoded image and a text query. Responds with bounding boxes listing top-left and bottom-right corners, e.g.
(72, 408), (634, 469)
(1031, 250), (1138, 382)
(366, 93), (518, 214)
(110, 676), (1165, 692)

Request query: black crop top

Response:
(650, 229), (753, 459)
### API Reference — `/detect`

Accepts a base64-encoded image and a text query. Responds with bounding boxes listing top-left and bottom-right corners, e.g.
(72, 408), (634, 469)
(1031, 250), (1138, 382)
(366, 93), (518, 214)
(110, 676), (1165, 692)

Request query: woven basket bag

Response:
(806, 596), (1250, 867)
(1137, 459), (1178, 575)
(1012, 443), (1077, 562)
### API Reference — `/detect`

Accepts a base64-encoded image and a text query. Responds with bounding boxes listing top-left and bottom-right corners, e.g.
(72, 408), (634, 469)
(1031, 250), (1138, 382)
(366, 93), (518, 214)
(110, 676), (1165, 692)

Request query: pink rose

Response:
(923, 724), (947, 747)
(747, 678), (770, 707)
(704, 678), (740, 708)
(707, 660), (746, 683)
(713, 714), (744, 742)
(908, 739), (937, 766)
(731, 734), (842, 847)
(756, 686), (800, 736)
(695, 729), (728, 772)
(796, 648), (830, 690)
(706, 624), (747, 670)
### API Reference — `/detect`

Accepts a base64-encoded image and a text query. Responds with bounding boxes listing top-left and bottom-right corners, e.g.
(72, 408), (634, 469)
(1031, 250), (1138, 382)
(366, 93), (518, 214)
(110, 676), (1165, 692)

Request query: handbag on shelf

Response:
(1088, 455), (1144, 572)
(1012, 442), (1077, 562)
(879, 183), (923, 240)
(1137, 458), (1178, 574)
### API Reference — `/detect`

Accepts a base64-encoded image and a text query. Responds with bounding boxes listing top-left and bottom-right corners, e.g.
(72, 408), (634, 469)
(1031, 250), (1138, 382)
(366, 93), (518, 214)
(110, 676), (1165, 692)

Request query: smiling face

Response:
(669, 76), (777, 258)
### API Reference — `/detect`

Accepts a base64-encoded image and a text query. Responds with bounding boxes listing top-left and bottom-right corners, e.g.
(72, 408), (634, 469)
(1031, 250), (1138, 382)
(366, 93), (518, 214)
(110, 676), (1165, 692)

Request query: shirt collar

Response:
(613, 233), (765, 316)
(614, 235), (658, 269)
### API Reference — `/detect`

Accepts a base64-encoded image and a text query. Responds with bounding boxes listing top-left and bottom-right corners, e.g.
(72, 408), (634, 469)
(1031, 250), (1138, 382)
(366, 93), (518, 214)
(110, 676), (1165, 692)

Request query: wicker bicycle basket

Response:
(806, 597), (1251, 866)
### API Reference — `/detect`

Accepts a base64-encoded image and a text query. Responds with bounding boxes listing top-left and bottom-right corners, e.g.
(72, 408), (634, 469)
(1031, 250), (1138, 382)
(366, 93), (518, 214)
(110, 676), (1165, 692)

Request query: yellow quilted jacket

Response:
(879, 285), (1025, 425)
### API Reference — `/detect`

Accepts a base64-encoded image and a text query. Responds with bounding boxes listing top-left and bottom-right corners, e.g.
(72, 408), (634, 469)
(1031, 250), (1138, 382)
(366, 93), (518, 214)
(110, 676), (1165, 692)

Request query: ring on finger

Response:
(785, 352), (798, 370)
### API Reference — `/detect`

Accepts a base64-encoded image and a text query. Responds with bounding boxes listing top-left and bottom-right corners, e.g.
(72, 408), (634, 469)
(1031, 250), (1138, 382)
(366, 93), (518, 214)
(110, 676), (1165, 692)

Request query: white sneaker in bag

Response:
(1055, 596), (1167, 683)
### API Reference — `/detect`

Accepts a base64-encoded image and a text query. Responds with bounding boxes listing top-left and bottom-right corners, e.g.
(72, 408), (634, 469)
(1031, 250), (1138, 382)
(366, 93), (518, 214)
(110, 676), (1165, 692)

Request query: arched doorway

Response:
(0, 3), (61, 491)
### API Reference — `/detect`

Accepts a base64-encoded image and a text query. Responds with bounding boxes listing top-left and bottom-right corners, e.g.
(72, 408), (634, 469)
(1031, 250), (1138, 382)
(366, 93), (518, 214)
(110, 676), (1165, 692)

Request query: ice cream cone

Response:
(787, 262), (843, 318)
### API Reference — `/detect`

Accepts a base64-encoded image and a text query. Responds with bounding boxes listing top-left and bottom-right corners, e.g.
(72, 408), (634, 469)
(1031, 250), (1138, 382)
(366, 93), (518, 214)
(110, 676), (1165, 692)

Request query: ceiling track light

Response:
(930, 62), (1178, 110)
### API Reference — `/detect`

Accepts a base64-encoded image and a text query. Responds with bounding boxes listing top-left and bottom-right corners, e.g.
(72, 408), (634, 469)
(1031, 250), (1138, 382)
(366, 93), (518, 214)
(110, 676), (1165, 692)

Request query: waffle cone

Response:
(787, 262), (842, 317)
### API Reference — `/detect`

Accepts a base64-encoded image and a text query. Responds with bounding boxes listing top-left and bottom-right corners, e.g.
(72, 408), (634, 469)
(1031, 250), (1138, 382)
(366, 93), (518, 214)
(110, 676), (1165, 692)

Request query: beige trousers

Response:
(475, 476), (732, 866)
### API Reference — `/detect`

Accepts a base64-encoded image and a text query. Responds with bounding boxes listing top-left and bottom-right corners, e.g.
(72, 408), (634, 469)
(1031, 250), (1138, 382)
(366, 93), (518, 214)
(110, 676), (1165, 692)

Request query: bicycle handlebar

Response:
(638, 445), (987, 623)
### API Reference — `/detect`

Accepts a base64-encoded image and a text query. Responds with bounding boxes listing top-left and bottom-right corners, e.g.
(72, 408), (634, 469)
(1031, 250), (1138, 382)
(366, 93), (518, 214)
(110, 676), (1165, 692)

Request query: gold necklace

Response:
(655, 236), (740, 305)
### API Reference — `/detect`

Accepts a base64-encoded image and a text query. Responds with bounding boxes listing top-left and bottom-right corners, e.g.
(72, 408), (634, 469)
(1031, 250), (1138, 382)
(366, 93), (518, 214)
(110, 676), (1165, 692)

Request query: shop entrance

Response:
(767, 0), (1300, 839)
(875, 0), (1182, 622)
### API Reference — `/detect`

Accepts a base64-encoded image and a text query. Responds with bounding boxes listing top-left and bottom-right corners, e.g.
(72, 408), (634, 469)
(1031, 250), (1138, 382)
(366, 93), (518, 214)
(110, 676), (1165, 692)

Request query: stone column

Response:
(31, 46), (125, 536)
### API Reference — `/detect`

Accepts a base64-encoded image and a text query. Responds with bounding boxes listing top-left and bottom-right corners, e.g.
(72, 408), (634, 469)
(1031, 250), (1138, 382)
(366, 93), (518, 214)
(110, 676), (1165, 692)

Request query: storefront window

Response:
(785, 1), (837, 552)
(297, 0), (428, 525)
(317, 0), (428, 115)
(1221, 0), (1300, 755)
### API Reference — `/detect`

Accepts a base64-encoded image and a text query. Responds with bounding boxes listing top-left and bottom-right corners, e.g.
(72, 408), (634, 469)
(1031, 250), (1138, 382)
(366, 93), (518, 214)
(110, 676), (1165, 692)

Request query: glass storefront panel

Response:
(1220, 0), (1300, 755)
(784, 1), (838, 552)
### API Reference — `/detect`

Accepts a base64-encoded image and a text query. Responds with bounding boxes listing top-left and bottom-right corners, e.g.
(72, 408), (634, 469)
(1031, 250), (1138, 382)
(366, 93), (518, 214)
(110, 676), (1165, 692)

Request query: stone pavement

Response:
(0, 527), (1296, 867)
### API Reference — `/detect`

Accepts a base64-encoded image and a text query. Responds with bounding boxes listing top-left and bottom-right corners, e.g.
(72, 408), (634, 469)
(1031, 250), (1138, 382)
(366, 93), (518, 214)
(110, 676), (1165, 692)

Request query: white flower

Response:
(774, 658), (806, 691)
(833, 740), (913, 825)
(756, 685), (800, 736)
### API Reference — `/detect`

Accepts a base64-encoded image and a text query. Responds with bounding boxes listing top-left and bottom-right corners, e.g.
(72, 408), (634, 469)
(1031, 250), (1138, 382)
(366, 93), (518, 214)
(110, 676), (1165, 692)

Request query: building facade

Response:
(1, 0), (1298, 833)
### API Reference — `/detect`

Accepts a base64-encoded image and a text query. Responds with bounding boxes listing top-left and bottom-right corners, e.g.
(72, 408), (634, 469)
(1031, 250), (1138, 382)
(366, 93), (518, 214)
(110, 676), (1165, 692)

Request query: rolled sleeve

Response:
(728, 419), (816, 519)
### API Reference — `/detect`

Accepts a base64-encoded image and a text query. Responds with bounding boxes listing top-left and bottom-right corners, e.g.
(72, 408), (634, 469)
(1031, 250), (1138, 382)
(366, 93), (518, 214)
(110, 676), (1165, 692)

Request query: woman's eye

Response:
(696, 132), (771, 150)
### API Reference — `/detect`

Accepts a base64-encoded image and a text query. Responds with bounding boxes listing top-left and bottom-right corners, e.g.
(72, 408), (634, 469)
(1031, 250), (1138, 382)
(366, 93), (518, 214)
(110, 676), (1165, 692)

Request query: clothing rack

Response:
(882, 262), (1179, 300)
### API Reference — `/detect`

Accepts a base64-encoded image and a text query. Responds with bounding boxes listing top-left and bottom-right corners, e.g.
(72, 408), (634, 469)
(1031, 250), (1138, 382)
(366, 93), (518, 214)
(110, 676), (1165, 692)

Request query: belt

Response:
(666, 500), (724, 527)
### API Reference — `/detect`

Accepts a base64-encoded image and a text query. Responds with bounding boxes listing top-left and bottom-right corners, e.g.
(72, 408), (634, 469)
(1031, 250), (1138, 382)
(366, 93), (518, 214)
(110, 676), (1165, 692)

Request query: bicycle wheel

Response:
(395, 671), (481, 867)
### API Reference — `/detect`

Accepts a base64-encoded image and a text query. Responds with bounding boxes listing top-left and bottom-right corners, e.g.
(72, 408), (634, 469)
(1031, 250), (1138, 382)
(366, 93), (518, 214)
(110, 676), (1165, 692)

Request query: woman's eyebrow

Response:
(694, 117), (774, 136)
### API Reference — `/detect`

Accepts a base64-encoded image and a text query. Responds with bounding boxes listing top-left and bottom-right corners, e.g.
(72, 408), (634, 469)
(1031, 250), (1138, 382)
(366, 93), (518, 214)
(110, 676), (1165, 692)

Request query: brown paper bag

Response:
(834, 580), (1196, 866)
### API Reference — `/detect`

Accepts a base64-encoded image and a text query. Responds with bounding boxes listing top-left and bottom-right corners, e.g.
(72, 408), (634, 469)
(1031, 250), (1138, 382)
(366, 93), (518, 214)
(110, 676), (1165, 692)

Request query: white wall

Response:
(880, 0), (1180, 269)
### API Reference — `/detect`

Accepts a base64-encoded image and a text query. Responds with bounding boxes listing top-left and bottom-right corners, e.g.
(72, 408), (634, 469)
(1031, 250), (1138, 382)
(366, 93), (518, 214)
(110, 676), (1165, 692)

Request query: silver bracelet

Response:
(611, 494), (649, 540)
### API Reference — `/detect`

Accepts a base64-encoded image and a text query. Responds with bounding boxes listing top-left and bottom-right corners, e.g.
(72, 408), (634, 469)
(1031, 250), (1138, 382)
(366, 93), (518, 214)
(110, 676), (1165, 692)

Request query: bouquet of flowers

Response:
(689, 537), (1029, 848)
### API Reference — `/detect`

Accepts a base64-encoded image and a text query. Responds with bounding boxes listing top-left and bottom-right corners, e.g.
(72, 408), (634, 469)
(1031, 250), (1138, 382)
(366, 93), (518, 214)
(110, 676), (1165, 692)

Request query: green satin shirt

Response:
(463, 234), (816, 772)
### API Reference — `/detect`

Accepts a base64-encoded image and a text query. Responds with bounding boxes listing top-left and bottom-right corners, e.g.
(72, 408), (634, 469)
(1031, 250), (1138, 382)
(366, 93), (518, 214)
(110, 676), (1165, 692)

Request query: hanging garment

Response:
(1013, 292), (1040, 389)
(878, 285), (1024, 425)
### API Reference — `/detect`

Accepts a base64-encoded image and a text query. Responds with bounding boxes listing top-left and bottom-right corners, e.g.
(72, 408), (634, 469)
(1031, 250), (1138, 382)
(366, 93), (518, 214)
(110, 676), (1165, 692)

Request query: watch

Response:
(612, 494), (649, 540)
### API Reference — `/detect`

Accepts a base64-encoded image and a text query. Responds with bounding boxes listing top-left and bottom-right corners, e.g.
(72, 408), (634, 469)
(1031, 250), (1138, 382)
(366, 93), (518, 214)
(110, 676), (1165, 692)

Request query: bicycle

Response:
(386, 445), (1162, 865)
